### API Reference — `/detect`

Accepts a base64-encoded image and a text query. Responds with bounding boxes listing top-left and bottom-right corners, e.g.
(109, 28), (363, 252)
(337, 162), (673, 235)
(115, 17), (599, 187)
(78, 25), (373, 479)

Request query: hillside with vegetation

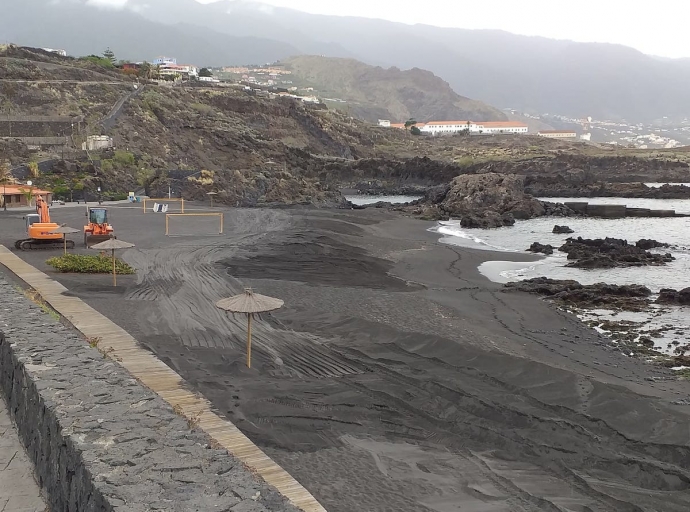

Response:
(1, 45), (690, 210)
(282, 56), (507, 123)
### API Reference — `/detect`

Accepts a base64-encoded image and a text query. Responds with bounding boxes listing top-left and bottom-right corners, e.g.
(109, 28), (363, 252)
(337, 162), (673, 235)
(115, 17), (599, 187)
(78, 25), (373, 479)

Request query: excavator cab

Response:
(25, 213), (40, 229)
(84, 206), (115, 247)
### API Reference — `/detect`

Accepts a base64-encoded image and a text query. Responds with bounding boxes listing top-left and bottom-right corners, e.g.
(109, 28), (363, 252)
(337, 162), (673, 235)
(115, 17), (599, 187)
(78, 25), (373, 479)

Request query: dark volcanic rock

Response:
(540, 201), (580, 217)
(504, 277), (652, 311)
(559, 237), (674, 269)
(527, 242), (554, 255)
(656, 288), (690, 306)
(636, 239), (670, 250)
(553, 225), (575, 234)
(440, 173), (544, 227)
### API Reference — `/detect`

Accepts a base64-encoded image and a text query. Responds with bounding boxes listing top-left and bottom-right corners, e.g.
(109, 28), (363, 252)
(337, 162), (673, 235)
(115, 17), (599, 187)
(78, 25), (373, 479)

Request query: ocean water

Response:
(346, 195), (422, 205)
(429, 197), (690, 356)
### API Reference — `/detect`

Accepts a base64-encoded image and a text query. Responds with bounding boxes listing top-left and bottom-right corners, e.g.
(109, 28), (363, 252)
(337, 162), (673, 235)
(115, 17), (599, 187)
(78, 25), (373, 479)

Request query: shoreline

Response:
(2, 204), (690, 511)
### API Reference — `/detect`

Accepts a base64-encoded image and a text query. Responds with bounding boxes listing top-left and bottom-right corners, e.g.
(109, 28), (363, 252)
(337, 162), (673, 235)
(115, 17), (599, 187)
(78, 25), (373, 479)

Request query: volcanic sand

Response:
(2, 203), (690, 512)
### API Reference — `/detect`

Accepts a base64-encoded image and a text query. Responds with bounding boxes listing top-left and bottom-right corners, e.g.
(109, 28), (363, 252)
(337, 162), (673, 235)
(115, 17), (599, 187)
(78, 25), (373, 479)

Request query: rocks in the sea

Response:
(540, 201), (580, 217)
(460, 211), (515, 229)
(527, 242), (554, 255)
(656, 288), (690, 306)
(503, 277), (652, 311)
(558, 237), (674, 269)
(553, 225), (574, 234)
(439, 173), (545, 228)
(636, 239), (670, 250)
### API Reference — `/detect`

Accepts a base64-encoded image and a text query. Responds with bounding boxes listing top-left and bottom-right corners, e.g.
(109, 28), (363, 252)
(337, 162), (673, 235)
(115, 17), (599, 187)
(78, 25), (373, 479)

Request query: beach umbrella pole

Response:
(247, 313), (252, 368)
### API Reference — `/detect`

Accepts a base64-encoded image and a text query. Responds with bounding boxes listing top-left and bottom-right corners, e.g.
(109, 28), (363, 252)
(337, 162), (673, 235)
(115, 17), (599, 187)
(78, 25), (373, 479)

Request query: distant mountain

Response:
(0, 0), (300, 66)
(7, 0), (690, 122)
(283, 56), (506, 123)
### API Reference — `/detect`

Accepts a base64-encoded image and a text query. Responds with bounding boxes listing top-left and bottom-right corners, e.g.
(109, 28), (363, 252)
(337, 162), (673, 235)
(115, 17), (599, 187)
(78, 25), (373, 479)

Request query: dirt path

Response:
(2, 205), (690, 512)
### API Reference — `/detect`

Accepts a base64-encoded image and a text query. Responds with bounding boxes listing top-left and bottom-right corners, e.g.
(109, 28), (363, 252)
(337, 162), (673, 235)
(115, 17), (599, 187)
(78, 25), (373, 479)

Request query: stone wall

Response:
(0, 274), (300, 512)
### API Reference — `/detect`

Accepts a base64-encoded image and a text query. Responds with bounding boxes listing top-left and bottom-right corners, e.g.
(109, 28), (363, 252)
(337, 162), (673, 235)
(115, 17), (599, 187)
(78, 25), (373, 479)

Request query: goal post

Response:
(143, 197), (185, 213)
(165, 212), (224, 236)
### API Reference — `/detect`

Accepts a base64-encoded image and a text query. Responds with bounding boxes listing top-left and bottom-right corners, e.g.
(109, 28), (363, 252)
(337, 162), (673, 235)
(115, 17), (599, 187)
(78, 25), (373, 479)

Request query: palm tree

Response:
(19, 187), (33, 207)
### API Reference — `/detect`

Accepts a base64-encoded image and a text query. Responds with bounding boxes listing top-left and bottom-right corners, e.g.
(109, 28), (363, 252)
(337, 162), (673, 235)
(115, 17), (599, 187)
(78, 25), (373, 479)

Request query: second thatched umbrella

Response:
(50, 224), (79, 255)
(216, 289), (284, 368)
(90, 238), (135, 287)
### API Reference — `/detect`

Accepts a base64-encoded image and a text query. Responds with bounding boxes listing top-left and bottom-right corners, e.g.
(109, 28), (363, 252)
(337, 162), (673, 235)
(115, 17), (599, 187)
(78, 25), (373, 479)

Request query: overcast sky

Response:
(95, 0), (690, 58)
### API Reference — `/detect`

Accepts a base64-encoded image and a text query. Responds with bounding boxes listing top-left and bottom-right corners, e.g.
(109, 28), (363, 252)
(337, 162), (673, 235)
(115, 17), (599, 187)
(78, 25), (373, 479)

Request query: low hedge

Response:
(46, 254), (135, 274)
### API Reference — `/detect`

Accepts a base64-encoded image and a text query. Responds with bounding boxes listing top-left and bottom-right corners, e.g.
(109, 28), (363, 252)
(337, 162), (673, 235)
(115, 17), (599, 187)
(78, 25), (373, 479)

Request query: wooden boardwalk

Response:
(0, 246), (326, 512)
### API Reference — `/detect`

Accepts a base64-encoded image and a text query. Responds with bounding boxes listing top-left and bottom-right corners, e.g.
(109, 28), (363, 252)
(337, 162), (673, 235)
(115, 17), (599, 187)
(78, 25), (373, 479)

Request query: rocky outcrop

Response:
(656, 288), (690, 306)
(558, 237), (675, 269)
(437, 173), (545, 227)
(540, 202), (580, 217)
(156, 168), (347, 208)
(636, 239), (670, 250)
(553, 225), (574, 234)
(504, 277), (652, 311)
(527, 242), (554, 255)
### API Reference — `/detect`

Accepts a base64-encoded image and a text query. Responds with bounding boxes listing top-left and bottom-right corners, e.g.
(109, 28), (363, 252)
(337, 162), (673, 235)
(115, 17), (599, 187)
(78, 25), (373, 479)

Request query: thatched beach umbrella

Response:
(50, 224), (79, 255)
(90, 238), (135, 287)
(216, 289), (284, 368)
(207, 191), (218, 208)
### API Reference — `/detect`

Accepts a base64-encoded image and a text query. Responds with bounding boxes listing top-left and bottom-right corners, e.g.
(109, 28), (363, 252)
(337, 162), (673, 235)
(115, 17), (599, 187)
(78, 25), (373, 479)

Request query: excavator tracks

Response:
(15, 239), (76, 251)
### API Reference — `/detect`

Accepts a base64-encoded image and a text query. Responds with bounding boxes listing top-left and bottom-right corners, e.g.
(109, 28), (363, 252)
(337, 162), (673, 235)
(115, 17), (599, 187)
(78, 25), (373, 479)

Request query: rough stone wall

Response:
(0, 274), (300, 512)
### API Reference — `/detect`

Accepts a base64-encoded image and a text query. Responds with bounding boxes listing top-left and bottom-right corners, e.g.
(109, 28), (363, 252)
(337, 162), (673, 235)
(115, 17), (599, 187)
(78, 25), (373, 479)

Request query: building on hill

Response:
(378, 120), (391, 127)
(475, 121), (529, 135)
(538, 130), (577, 138)
(1, 185), (52, 208)
(418, 120), (528, 136)
(420, 121), (476, 135)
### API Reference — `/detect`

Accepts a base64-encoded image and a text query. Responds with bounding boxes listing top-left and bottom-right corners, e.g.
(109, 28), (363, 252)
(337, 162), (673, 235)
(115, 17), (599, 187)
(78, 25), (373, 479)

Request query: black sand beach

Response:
(2, 203), (690, 511)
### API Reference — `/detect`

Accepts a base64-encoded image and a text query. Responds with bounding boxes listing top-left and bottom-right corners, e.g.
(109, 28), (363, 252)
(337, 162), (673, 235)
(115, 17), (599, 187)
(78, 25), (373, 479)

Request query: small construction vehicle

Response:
(15, 196), (74, 251)
(84, 206), (116, 247)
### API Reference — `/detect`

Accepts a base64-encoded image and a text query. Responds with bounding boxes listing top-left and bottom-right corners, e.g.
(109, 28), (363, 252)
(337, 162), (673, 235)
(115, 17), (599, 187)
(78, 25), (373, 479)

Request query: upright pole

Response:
(165, 214), (169, 236)
(63, 234), (67, 255)
(219, 213), (223, 234)
(181, 198), (184, 213)
(246, 314), (252, 368)
(112, 249), (117, 286)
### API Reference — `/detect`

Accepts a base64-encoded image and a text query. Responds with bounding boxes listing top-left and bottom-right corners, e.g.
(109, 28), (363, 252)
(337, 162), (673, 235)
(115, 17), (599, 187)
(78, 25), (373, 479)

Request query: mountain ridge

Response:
(282, 55), (507, 123)
(7, 0), (690, 121)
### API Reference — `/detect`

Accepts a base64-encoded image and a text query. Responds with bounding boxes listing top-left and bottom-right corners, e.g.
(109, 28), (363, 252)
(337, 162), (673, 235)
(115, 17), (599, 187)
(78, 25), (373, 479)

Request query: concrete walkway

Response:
(0, 396), (46, 512)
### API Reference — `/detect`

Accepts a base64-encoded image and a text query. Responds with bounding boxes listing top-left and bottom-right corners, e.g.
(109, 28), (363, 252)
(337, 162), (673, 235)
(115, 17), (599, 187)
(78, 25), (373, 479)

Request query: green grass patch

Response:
(46, 254), (135, 274)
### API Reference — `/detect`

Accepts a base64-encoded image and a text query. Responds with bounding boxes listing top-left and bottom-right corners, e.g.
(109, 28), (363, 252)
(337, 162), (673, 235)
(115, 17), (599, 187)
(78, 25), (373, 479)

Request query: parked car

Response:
(51, 199), (66, 206)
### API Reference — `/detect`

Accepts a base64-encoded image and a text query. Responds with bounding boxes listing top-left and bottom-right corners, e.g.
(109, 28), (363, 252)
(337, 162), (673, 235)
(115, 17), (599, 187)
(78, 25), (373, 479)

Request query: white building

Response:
(475, 121), (529, 135)
(421, 121), (478, 135)
(42, 48), (67, 57)
(538, 130), (577, 138)
(378, 120), (391, 127)
(420, 120), (528, 136)
(82, 135), (113, 151)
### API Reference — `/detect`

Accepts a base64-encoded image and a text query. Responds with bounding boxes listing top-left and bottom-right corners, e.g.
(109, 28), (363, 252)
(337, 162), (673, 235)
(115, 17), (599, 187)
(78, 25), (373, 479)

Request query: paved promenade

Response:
(0, 396), (46, 512)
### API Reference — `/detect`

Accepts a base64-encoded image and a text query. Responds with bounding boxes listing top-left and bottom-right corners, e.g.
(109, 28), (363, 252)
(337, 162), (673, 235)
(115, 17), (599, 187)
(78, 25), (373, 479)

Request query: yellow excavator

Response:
(15, 196), (74, 251)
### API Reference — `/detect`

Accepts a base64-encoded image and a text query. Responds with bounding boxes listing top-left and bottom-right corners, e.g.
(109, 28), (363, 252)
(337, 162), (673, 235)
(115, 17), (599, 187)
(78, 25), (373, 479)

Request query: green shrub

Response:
(113, 150), (135, 166)
(46, 254), (135, 274)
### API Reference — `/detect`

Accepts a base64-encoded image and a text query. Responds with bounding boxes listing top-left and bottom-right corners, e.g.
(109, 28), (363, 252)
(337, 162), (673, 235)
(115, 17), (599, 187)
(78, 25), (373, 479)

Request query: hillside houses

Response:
(379, 119), (529, 135)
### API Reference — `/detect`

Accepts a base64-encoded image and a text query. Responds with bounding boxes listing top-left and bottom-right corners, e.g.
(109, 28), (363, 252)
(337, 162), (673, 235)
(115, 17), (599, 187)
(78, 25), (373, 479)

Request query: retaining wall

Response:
(0, 274), (300, 512)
